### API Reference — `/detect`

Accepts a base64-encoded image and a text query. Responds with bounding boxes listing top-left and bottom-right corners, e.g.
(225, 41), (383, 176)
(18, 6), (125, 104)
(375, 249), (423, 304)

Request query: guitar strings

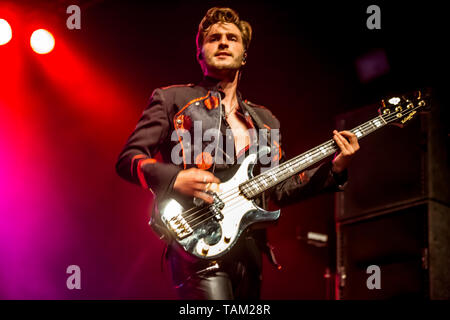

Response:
(186, 180), (267, 229)
(184, 119), (412, 229)
(240, 108), (413, 194)
(183, 118), (385, 226)
(182, 106), (416, 225)
(179, 105), (421, 228)
(185, 193), (247, 228)
(194, 112), (389, 209)
(184, 133), (345, 224)
(188, 196), (248, 230)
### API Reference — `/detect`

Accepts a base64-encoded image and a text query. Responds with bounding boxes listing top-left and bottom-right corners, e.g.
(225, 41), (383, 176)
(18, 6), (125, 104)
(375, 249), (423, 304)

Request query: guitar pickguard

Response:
(158, 147), (280, 259)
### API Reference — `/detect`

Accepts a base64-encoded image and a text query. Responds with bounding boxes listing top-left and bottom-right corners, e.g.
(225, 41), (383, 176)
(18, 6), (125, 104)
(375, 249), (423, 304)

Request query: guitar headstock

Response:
(378, 89), (431, 128)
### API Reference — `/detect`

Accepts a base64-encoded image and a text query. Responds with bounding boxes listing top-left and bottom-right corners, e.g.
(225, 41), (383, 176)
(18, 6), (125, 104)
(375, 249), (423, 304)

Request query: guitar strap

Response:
(240, 100), (268, 138)
(240, 100), (272, 209)
(238, 100), (281, 268)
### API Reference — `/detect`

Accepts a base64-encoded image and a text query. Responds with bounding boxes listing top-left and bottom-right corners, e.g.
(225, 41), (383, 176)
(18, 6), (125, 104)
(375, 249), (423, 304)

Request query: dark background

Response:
(0, 0), (446, 299)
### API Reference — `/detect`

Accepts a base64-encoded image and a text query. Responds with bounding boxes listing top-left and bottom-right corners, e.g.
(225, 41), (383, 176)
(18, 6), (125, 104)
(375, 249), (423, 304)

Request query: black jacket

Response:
(116, 76), (347, 266)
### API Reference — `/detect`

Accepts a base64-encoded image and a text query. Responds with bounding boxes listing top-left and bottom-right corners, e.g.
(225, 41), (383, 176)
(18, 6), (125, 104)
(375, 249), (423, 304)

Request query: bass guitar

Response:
(153, 90), (430, 259)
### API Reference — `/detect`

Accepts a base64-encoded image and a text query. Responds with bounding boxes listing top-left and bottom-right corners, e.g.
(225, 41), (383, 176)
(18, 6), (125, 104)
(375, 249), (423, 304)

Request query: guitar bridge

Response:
(168, 215), (193, 239)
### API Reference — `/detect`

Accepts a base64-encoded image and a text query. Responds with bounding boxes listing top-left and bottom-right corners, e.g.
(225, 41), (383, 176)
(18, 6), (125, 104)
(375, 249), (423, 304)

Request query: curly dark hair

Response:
(196, 7), (252, 54)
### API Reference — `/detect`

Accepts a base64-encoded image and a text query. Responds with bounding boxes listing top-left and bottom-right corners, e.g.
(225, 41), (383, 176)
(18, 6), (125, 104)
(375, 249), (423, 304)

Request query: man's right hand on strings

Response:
(173, 168), (221, 204)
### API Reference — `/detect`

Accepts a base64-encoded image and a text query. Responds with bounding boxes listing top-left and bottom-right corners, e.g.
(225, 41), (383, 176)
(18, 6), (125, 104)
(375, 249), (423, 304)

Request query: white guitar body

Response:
(157, 146), (280, 259)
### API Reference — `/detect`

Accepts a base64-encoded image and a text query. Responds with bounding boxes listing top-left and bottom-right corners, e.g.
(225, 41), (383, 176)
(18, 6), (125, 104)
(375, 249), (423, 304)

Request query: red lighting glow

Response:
(0, 18), (12, 45)
(30, 28), (54, 54)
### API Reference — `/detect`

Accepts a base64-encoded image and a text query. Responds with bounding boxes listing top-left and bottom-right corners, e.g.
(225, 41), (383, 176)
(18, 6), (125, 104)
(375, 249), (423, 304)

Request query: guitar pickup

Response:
(211, 193), (224, 220)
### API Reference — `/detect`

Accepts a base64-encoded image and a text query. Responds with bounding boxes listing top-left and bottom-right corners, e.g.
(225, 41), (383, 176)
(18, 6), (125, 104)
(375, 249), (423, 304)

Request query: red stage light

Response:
(30, 28), (54, 54)
(0, 18), (12, 45)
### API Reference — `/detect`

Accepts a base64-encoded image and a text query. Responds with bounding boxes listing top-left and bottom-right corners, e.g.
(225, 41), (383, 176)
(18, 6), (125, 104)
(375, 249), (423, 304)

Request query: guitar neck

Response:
(240, 114), (388, 198)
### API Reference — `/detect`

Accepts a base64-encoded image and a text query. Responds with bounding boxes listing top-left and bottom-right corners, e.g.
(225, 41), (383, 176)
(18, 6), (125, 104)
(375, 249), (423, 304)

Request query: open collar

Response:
(197, 76), (264, 130)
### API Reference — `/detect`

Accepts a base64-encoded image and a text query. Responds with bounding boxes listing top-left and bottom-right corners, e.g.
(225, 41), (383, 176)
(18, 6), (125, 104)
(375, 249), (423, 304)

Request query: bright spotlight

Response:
(30, 29), (55, 54)
(0, 18), (12, 45)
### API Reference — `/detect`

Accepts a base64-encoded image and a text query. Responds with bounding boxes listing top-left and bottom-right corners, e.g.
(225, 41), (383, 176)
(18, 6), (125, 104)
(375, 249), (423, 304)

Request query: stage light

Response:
(0, 18), (12, 45)
(30, 29), (55, 54)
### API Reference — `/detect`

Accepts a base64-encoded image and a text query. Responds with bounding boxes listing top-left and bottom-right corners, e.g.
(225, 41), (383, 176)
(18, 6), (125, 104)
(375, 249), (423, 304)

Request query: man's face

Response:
(199, 22), (246, 75)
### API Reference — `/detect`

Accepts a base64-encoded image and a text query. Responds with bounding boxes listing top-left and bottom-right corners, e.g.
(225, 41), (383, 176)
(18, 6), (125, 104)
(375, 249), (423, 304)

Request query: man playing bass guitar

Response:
(116, 7), (360, 299)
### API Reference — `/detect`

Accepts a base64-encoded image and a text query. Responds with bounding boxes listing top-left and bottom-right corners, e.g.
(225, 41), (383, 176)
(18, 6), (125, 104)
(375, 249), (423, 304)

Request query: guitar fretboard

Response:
(239, 114), (388, 198)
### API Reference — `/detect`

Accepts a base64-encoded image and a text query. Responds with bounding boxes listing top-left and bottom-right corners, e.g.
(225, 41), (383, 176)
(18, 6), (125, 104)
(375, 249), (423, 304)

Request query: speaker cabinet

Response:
(334, 92), (450, 299)
(336, 201), (450, 299)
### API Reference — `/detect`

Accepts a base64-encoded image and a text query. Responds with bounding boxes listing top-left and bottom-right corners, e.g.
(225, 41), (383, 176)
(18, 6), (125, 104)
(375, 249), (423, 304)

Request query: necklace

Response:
(224, 102), (238, 119)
